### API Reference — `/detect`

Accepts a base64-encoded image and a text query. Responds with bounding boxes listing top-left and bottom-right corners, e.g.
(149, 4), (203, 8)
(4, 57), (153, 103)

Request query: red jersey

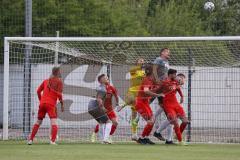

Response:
(37, 78), (63, 107)
(137, 76), (155, 102)
(104, 84), (118, 111)
(161, 79), (183, 106)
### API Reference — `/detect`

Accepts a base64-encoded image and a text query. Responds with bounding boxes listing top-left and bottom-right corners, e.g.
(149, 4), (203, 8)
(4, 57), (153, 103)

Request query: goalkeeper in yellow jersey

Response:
(117, 58), (145, 141)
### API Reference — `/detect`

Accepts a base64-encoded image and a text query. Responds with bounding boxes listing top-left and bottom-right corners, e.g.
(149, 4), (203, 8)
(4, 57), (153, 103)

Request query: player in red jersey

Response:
(161, 69), (189, 145)
(135, 65), (164, 145)
(28, 67), (64, 145)
(91, 74), (119, 143)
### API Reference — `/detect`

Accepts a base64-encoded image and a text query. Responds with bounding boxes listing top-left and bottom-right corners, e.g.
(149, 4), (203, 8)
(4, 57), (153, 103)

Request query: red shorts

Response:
(163, 103), (186, 120)
(105, 105), (117, 120)
(135, 99), (153, 120)
(107, 111), (117, 120)
(38, 103), (57, 120)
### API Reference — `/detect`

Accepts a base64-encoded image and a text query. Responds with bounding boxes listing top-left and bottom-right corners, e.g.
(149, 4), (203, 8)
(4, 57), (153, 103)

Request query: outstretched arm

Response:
(144, 87), (164, 97)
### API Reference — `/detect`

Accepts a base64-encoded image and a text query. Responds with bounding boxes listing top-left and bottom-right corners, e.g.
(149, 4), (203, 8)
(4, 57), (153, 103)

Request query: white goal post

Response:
(3, 36), (240, 143)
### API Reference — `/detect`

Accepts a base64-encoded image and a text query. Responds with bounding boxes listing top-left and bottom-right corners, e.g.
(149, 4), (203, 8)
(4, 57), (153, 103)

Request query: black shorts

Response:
(88, 100), (109, 123)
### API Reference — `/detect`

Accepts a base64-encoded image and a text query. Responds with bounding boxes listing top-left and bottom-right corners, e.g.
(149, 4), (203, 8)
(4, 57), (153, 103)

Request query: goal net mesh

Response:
(4, 39), (240, 143)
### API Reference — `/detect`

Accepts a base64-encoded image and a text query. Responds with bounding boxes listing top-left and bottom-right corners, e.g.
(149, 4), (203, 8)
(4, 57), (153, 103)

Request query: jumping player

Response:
(28, 67), (64, 145)
(91, 74), (119, 143)
(117, 58), (145, 141)
(135, 65), (164, 145)
(151, 48), (174, 144)
(161, 69), (189, 145)
(154, 72), (186, 140)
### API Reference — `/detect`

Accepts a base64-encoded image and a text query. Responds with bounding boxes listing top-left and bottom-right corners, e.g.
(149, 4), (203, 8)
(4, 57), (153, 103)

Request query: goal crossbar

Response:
(4, 36), (240, 42)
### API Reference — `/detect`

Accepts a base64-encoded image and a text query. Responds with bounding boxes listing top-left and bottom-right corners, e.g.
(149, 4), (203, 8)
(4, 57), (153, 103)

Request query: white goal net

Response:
(2, 37), (240, 143)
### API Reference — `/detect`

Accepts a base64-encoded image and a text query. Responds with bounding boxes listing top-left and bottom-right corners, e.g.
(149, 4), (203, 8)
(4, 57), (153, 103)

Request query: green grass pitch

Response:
(0, 141), (240, 160)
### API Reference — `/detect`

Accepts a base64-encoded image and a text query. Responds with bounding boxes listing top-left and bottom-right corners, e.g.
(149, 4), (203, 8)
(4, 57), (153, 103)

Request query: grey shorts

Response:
(88, 100), (109, 123)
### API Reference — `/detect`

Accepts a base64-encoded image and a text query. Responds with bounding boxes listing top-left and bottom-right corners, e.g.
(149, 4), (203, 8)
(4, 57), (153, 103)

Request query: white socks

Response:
(156, 119), (174, 141)
(103, 122), (112, 141)
(166, 125), (173, 141)
(154, 108), (163, 129)
(99, 123), (105, 140)
(156, 119), (170, 133)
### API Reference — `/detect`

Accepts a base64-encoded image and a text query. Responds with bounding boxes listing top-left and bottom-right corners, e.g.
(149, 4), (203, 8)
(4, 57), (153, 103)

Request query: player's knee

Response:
(147, 119), (154, 125)
(112, 120), (118, 126)
(170, 119), (178, 126)
(182, 117), (189, 124)
(106, 119), (112, 124)
(172, 121), (179, 129)
(50, 118), (57, 125)
(131, 111), (137, 119)
(183, 119), (189, 124)
(36, 120), (42, 125)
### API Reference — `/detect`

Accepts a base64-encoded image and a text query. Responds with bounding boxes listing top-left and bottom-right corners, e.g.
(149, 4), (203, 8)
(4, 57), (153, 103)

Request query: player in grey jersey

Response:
(151, 48), (175, 144)
(153, 48), (170, 82)
(88, 74), (113, 144)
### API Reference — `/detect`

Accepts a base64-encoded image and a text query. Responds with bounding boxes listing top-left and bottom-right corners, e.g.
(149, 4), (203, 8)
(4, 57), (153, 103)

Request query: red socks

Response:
(94, 124), (99, 133)
(180, 122), (187, 133)
(174, 124), (182, 142)
(29, 124), (40, 140)
(110, 125), (117, 135)
(142, 123), (154, 137)
(51, 125), (58, 142)
(29, 124), (59, 142)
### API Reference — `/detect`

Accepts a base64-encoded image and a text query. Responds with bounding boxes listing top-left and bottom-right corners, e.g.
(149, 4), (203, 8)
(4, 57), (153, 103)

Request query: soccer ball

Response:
(204, 2), (215, 12)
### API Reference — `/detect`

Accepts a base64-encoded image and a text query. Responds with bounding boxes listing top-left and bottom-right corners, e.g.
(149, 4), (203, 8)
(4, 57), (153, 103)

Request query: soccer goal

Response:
(3, 37), (240, 143)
